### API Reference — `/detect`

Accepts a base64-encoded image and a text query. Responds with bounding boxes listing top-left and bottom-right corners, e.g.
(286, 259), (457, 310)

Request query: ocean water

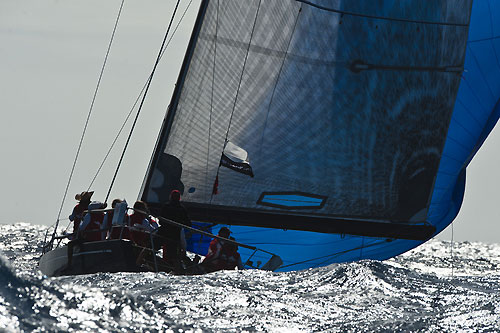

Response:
(0, 223), (499, 332)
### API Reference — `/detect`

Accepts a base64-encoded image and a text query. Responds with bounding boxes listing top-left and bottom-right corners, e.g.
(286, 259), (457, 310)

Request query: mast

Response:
(139, 0), (210, 201)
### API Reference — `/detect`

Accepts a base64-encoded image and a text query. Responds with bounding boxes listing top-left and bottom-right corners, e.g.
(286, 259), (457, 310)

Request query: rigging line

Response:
(313, 238), (379, 268)
(222, 0), (262, 147)
(52, 0), (125, 241)
(279, 239), (387, 269)
(451, 221), (454, 278)
(87, 0), (194, 190)
(207, 0), (220, 204)
(87, 85), (147, 191)
(209, 0), (262, 201)
(257, 5), (302, 160)
(425, 168), (464, 225)
(105, 0), (183, 203)
(294, 0), (469, 27)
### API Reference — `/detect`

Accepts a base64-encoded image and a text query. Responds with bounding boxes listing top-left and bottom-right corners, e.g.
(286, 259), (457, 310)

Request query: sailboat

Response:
(40, 0), (500, 276)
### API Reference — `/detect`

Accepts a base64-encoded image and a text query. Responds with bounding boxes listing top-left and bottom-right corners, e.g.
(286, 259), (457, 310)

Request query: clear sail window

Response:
(257, 192), (327, 209)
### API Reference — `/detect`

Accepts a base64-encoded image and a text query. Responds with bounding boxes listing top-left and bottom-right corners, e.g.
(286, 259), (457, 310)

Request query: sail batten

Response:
(294, 0), (470, 27)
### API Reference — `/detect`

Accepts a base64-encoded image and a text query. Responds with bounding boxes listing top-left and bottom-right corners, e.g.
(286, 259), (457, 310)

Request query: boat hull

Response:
(39, 239), (142, 277)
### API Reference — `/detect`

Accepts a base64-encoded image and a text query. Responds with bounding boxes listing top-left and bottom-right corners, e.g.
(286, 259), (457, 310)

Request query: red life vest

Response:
(109, 214), (131, 240)
(204, 239), (221, 261)
(202, 239), (227, 272)
(81, 212), (105, 242)
(129, 213), (150, 246)
(109, 225), (131, 240)
(202, 239), (242, 272)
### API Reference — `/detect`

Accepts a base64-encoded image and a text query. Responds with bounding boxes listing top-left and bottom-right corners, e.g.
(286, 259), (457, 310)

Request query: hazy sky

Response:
(1, 0), (498, 244)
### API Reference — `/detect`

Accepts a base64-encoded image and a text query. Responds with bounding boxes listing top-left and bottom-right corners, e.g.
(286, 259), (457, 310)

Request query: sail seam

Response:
(198, 34), (465, 73)
(455, 97), (486, 129)
(467, 46), (497, 102)
(487, 1), (500, 70)
(450, 118), (480, 142)
(460, 73), (490, 114)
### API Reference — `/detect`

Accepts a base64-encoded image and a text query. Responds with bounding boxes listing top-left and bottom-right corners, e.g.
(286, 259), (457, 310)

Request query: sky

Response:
(0, 0), (499, 244)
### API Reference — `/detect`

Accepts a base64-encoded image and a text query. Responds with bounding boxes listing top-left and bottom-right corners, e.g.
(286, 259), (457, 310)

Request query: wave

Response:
(1, 222), (499, 332)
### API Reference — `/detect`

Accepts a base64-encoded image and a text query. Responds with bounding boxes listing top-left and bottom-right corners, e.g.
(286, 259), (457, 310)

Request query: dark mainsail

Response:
(139, 0), (476, 241)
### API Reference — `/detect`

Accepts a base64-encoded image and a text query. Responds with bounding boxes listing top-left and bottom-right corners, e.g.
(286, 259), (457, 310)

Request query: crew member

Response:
(78, 201), (107, 241)
(223, 237), (244, 270)
(102, 198), (122, 239)
(202, 227), (231, 273)
(158, 190), (192, 269)
(108, 200), (132, 240)
(63, 199), (104, 273)
(68, 191), (93, 239)
(129, 200), (157, 247)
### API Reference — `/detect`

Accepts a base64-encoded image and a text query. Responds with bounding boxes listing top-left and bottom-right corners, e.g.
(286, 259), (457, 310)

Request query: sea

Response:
(0, 222), (499, 332)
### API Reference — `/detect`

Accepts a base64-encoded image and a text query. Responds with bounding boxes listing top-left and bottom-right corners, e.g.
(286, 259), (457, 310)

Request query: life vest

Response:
(202, 239), (227, 272)
(129, 213), (152, 246)
(202, 238), (242, 272)
(81, 212), (105, 242)
(109, 225), (131, 240)
(204, 239), (222, 261)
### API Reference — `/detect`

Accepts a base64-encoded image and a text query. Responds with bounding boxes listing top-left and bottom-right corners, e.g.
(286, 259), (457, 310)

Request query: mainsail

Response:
(139, 0), (500, 270)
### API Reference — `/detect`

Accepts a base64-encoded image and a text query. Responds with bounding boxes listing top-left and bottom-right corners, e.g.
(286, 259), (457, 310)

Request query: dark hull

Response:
(40, 239), (154, 277)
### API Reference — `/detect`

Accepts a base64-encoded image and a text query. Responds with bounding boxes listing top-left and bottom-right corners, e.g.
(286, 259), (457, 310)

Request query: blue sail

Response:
(141, 0), (500, 271)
